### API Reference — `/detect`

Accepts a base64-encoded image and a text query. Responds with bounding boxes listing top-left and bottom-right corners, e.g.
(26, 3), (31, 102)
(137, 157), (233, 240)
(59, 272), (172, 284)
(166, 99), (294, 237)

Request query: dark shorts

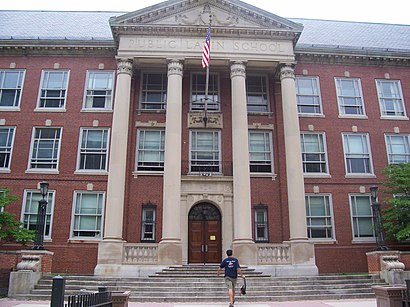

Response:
(224, 276), (237, 289)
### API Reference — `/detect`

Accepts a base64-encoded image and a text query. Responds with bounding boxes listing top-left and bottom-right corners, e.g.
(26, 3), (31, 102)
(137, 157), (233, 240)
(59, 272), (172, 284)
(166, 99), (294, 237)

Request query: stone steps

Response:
(16, 265), (385, 302)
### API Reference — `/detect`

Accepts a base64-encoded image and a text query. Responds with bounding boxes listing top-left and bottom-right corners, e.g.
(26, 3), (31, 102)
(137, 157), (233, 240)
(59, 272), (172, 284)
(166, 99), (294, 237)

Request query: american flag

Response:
(201, 24), (211, 69)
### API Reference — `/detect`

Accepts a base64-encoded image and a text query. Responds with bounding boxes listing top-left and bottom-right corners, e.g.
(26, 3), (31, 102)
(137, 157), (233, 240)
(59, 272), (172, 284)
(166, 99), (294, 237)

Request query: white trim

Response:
(139, 70), (167, 111)
(348, 193), (376, 242)
(82, 70), (115, 111)
(189, 129), (222, 175)
(335, 77), (366, 117)
(190, 71), (220, 112)
(246, 73), (270, 113)
(35, 70), (70, 111)
(342, 132), (374, 176)
(300, 131), (330, 176)
(0, 69), (25, 109)
(305, 193), (336, 241)
(384, 133), (410, 164)
(248, 130), (274, 175)
(295, 75), (323, 116)
(375, 79), (407, 118)
(0, 126), (16, 171)
(135, 128), (165, 173)
(76, 127), (110, 172)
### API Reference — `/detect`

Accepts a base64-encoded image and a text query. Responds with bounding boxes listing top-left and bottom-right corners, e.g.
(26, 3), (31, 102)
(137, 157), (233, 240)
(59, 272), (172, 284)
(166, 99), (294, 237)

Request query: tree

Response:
(382, 162), (410, 241)
(0, 189), (35, 245)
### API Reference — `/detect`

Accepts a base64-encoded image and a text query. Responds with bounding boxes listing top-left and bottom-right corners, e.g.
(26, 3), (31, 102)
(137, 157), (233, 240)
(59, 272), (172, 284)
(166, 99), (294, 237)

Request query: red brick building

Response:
(0, 0), (409, 276)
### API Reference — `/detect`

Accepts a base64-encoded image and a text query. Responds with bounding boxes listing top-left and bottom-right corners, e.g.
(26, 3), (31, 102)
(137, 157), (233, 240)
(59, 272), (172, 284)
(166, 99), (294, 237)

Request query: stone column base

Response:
(8, 271), (42, 297)
(232, 240), (258, 265)
(373, 285), (406, 307)
(94, 240), (125, 276)
(290, 240), (316, 265)
(158, 240), (182, 265)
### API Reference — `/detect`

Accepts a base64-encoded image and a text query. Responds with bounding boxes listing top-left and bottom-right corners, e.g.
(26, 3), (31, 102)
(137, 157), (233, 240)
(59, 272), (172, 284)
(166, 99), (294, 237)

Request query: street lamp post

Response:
(33, 181), (49, 250)
(370, 185), (388, 251)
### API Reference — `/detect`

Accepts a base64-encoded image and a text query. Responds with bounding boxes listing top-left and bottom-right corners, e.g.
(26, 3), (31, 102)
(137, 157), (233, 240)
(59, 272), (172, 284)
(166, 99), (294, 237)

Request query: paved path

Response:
(0, 299), (377, 307)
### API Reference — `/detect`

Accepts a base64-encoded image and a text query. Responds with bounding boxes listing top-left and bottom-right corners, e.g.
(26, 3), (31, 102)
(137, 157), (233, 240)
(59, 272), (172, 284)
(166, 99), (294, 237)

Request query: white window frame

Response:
(76, 128), (110, 173)
(140, 71), (167, 111)
(136, 129), (165, 173)
(335, 77), (366, 117)
(0, 126), (16, 171)
(141, 204), (156, 242)
(342, 133), (374, 176)
(0, 69), (25, 109)
(305, 194), (335, 241)
(254, 206), (268, 242)
(249, 130), (273, 174)
(190, 72), (220, 111)
(246, 74), (270, 113)
(82, 70), (114, 111)
(27, 127), (62, 172)
(385, 134), (410, 164)
(349, 194), (376, 242)
(300, 132), (329, 175)
(295, 76), (323, 115)
(21, 189), (55, 240)
(189, 130), (221, 174)
(37, 70), (69, 110)
(376, 79), (407, 118)
(70, 191), (105, 240)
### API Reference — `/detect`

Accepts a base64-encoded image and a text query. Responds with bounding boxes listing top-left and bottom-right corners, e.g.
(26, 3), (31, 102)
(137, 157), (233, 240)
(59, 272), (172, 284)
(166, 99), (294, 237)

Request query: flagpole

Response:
(203, 14), (212, 126)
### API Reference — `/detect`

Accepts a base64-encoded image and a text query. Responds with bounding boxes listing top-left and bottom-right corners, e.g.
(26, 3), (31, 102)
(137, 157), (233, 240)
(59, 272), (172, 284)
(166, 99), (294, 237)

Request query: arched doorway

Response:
(188, 202), (222, 263)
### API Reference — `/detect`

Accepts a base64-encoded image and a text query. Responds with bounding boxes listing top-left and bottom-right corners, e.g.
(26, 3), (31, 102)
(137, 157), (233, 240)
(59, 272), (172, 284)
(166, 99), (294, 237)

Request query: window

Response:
(376, 80), (406, 117)
(350, 195), (375, 240)
(77, 128), (109, 171)
(191, 73), (219, 111)
(335, 78), (365, 116)
(83, 71), (114, 110)
(254, 206), (268, 242)
(29, 127), (62, 170)
(0, 70), (25, 108)
(385, 134), (410, 164)
(141, 204), (156, 242)
(300, 133), (328, 174)
(305, 195), (334, 239)
(140, 72), (167, 110)
(38, 70), (69, 109)
(343, 133), (373, 174)
(137, 129), (165, 172)
(249, 131), (272, 173)
(296, 76), (322, 114)
(190, 130), (220, 173)
(247, 75), (268, 113)
(71, 191), (104, 239)
(0, 127), (15, 169)
(22, 190), (54, 239)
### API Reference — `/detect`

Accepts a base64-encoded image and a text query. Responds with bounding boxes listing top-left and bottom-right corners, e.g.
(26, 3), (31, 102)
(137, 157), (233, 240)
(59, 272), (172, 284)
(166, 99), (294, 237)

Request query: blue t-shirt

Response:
(220, 257), (240, 278)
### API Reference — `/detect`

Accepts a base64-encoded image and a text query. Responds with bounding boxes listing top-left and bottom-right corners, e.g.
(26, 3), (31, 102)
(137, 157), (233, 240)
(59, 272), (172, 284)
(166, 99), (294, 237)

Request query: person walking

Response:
(217, 249), (245, 307)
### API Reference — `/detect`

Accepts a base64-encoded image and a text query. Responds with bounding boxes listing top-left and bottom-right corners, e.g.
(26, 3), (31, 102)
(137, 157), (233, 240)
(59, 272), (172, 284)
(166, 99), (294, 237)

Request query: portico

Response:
(95, 0), (317, 277)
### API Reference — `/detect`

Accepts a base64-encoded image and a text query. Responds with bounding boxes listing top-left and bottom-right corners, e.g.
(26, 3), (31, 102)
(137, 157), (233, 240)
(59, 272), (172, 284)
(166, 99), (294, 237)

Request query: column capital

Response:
(279, 63), (295, 80)
(230, 61), (246, 79)
(116, 58), (133, 76)
(167, 59), (183, 77)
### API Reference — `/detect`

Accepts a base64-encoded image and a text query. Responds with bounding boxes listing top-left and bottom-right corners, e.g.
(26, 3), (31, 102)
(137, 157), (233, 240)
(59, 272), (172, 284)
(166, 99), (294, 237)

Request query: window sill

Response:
(137, 109), (166, 114)
(25, 169), (59, 175)
(308, 239), (337, 244)
(0, 107), (20, 112)
(298, 113), (325, 118)
(248, 112), (273, 116)
(81, 108), (113, 113)
(34, 108), (67, 113)
(250, 173), (277, 180)
(0, 169), (11, 174)
(380, 116), (409, 121)
(352, 238), (376, 244)
(345, 174), (376, 178)
(68, 239), (101, 243)
(74, 170), (108, 175)
(304, 173), (331, 178)
(338, 115), (368, 119)
(132, 171), (164, 178)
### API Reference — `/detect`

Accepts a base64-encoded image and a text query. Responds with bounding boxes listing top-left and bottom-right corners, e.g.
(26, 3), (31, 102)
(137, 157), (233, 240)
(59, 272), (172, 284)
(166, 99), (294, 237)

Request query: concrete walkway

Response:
(0, 299), (377, 307)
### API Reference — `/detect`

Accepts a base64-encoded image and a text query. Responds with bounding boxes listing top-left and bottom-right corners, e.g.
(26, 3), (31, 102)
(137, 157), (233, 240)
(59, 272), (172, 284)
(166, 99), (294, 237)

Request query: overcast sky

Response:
(1, 0), (409, 25)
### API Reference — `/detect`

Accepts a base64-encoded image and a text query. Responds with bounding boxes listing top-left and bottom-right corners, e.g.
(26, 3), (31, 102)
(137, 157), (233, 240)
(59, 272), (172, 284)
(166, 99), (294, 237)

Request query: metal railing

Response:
(181, 160), (233, 176)
(66, 288), (112, 307)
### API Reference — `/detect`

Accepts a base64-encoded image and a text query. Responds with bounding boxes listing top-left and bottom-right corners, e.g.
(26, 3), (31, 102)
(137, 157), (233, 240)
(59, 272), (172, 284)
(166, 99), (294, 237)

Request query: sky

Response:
(0, 0), (409, 25)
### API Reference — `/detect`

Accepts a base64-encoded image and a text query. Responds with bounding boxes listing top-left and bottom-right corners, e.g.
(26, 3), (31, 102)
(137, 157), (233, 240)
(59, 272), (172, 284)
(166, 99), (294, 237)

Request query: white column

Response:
(158, 59), (183, 264)
(230, 61), (257, 264)
(104, 58), (133, 241)
(279, 64), (308, 241)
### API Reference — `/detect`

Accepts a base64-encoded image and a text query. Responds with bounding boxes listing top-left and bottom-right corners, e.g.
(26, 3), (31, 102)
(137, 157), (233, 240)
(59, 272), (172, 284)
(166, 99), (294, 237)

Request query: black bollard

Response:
(51, 275), (65, 307)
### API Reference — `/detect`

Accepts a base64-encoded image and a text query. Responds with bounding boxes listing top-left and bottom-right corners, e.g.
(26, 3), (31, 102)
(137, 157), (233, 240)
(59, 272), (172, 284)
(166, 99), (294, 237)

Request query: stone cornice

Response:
(295, 47), (410, 67)
(0, 39), (116, 57)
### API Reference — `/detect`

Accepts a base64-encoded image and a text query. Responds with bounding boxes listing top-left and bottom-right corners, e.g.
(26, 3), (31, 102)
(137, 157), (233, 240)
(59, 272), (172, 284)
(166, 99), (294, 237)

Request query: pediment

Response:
(110, 0), (303, 42)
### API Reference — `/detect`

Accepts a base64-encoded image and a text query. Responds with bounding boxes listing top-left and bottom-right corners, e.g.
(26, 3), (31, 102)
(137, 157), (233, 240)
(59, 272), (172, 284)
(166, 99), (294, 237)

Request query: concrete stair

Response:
(15, 265), (386, 302)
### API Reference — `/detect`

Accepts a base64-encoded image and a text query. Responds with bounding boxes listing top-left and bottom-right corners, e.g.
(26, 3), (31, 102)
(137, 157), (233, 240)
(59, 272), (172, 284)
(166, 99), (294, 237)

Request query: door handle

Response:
(205, 245), (208, 252)
(201, 244), (204, 252)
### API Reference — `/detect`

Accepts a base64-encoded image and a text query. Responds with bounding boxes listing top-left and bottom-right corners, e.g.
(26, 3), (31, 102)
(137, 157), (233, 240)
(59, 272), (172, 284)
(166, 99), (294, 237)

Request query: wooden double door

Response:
(188, 203), (222, 264)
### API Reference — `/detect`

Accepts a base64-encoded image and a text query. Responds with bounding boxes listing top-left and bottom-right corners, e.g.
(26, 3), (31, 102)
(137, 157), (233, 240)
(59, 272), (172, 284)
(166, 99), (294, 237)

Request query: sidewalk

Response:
(0, 298), (377, 307)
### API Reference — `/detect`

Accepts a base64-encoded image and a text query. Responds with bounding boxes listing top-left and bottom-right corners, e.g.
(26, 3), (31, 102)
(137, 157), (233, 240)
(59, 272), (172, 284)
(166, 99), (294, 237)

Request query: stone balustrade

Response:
(257, 243), (291, 264)
(123, 243), (158, 264)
